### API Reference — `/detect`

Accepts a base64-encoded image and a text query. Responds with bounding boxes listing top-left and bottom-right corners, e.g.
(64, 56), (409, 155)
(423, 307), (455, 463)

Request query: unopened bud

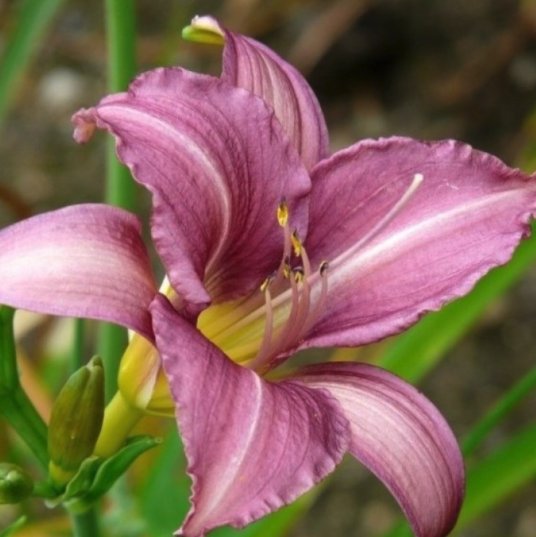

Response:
(48, 357), (105, 486)
(118, 334), (174, 415)
(182, 16), (225, 45)
(0, 463), (34, 504)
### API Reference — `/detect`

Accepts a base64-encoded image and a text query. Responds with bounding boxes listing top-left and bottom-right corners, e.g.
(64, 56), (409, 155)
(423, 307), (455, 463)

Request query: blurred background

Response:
(1, 0), (536, 536)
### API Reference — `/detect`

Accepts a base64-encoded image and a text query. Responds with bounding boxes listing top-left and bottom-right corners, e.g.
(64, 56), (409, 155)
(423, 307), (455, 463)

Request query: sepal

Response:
(46, 435), (160, 511)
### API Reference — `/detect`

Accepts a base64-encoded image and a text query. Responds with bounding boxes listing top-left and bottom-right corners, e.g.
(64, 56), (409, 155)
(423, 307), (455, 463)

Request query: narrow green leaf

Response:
(454, 423), (536, 532)
(0, 0), (64, 124)
(0, 515), (27, 537)
(83, 435), (160, 504)
(461, 363), (536, 456)
(0, 306), (48, 469)
(140, 427), (190, 537)
(0, 0), (62, 122)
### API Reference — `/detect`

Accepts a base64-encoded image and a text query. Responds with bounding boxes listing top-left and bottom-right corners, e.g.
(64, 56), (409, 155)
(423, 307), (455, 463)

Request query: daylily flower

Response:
(1, 14), (536, 537)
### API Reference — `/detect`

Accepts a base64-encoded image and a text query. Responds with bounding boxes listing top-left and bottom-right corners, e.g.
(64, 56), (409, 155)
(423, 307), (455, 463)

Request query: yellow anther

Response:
(293, 267), (304, 283)
(283, 256), (291, 278)
(320, 261), (329, 276)
(277, 199), (289, 227)
(260, 273), (275, 293)
(291, 230), (302, 256)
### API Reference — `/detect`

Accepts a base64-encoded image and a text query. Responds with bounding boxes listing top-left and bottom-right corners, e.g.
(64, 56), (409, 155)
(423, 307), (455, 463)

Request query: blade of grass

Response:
(0, 306), (48, 469)
(454, 422), (536, 532)
(140, 426), (190, 536)
(0, 0), (64, 125)
(99, 0), (139, 402)
(461, 363), (536, 456)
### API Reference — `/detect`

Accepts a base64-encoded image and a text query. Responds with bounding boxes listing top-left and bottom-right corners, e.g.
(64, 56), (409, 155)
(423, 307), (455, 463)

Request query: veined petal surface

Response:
(303, 137), (536, 348)
(73, 68), (310, 311)
(296, 362), (464, 537)
(187, 16), (329, 171)
(0, 205), (155, 339)
(151, 295), (349, 537)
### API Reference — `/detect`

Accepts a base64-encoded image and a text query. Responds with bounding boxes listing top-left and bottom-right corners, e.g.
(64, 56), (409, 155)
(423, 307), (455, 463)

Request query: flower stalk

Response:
(99, 0), (138, 403)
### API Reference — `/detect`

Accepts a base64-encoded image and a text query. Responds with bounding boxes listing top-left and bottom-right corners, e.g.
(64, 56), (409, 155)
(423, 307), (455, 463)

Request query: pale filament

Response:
(200, 173), (423, 370)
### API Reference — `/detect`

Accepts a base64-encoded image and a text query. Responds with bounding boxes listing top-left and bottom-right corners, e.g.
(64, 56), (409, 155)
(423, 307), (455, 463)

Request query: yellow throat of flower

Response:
(118, 201), (329, 416)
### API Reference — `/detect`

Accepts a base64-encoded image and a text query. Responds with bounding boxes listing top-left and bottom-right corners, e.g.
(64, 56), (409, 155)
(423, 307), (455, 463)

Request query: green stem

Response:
(71, 508), (102, 537)
(0, 0), (64, 125)
(99, 0), (138, 402)
(72, 318), (86, 371)
(0, 306), (48, 470)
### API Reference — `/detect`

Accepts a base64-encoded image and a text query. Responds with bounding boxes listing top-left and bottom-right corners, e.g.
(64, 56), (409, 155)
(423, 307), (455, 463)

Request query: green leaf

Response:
(0, 305), (48, 470)
(0, 0), (64, 125)
(140, 427), (189, 537)
(461, 363), (536, 456)
(83, 435), (161, 504)
(62, 435), (160, 512)
(0, 515), (27, 537)
(454, 423), (536, 532)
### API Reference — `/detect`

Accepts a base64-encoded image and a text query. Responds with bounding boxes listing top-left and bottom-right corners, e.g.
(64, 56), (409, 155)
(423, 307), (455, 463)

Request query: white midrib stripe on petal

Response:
(201, 372), (263, 520)
(107, 106), (232, 264)
(329, 187), (533, 287)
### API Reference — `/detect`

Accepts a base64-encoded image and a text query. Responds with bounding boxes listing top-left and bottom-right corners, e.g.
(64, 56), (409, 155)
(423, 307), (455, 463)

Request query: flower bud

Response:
(48, 356), (104, 486)
(182, 16), (225, 46)
(0, 463), (34, 504)
(118, 334), (174, 415)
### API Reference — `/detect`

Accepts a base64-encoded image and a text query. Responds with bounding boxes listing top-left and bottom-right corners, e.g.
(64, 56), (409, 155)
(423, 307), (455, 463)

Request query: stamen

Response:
(293, 266), (304, 283)
(291, 230), (302, 256)
(301, 261), (329, 336)
(283, 256), (291, 278)
(260, 271), (276, 293)
(203, 175), (422, 373)
(252, 276), (275, 367)
(277, 199), (289, 227)
(247, 271), (298, 371)
(273, 203), (293, 286)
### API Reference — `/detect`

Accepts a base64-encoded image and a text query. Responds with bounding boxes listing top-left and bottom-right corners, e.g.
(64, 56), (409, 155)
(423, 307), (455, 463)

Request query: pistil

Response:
(199, 173), (424, 371)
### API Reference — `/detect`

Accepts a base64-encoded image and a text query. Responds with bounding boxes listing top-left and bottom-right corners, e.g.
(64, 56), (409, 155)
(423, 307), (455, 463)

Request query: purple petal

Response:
(73, 68), (310, 312)
(303, 137), (536, 348)
(187, 16), (330, 171)
(295, 362), (464, 537)
(150, 295), (349, 537)
(0, 205), (156, 339)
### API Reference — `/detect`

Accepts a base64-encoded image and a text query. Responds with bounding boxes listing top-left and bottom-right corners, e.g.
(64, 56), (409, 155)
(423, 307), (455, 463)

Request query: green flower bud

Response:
(48, 356), (105, 487)
(0, 463), (34, 504)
